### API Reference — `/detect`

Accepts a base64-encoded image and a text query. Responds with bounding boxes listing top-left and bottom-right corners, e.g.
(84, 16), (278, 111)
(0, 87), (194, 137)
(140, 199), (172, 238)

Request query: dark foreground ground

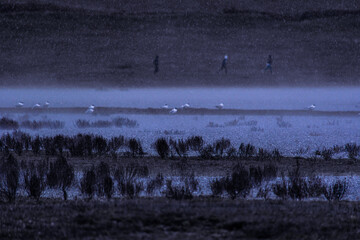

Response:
(1, 198), (359, 239)
(1, 1), (360, 87)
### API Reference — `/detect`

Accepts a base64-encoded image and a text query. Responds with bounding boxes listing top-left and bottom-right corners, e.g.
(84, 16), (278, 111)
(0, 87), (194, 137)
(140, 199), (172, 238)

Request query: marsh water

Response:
(0, 87), (360, 156)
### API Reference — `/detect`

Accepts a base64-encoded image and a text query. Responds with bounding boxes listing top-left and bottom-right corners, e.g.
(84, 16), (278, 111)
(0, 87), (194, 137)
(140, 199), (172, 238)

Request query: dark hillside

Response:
(0, 1), (359, 87)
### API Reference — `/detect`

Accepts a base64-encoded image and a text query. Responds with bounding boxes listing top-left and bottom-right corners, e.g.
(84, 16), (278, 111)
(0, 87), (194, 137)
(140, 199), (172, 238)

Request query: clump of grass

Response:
(165, 179), (193, 200)
(113, 117), (138, 128)
(76, 117), (138, 128)
(0, 154), (20, 203)
(21, 120), (64, 129)
(322, 179), (348, 201)
(0, 117), (19, 129)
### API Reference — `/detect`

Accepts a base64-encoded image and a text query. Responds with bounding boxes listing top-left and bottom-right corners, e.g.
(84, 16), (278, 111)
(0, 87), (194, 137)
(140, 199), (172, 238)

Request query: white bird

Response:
(216, 103), (224, 109)
(308, 104), (316, 111)
(161, 104), (169, 109)
(85, 105), (95, 114)
(181, 103), (190, 109)
(16, 102), (24, 108)
(169, 108), (178, 114)
(43, 101), (50, 108)
(32, 103), (41, 109)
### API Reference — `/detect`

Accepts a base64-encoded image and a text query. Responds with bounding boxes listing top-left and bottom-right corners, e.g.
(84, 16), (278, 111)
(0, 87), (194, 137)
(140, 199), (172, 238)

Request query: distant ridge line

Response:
(1, 2), (360, 21)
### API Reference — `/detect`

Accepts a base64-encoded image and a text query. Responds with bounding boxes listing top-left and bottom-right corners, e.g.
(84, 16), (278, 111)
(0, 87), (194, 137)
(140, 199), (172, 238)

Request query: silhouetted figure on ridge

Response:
(218, 55), (228, 74)
(263, 55), (273, 74)
(153, 55), (159, 74)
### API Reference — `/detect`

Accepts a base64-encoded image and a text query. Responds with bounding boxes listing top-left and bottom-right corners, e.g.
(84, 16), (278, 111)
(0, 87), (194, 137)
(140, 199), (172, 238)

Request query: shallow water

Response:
(1, 87), (360, 111)
(1, 112), (359, 156)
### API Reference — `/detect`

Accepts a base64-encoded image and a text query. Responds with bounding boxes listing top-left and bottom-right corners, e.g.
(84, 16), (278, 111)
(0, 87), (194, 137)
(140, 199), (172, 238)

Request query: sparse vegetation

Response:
(76, 117), (138, 128)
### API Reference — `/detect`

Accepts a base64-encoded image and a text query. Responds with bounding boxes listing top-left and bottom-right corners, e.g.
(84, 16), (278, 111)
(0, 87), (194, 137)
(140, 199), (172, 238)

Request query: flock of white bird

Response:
(15, 101), (317, 114)
(16, 101), (50, 109)
(162, 103), (225, 114)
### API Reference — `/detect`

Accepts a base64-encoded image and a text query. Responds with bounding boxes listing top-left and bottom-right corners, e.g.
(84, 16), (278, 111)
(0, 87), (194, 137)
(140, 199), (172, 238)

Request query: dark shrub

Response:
(226, 147), (237, 158)
(272, 173), (288, 200)
(95, 161), (111, 198)
(108, 136), (125, 153)
(80, 167), (97, 200)
(320, 148), (333, 161)
(200, 144), (215, 159)
(0, 154), (20, 202)
(146, 173), (164, 195)
(47, 156), (74, 200)
(42, 137), (56, 156)
(24, 161), (48, 201)
(93, 136), (108, 155)
(186, 136), (204, 154)
(114, 164), (144, 198)
(249, 166), (263, 186)
(323, 179), (348, 201)
(24, 173), (42, 201)
(224, 164), (251, 199)
(66, 134), (92, 157)
(3, 133), (15, 150)
(214, 138), (231, 157)
(31, 136), (41, 155)
(103, 176), (114, 199)
(287, 162), (308, 200)
(128, 138), (144, 157)
(20, 132), (31, 151)
(307, 176), (324, 198)
(155, 138), (169, 159)
(0, 117), (19, 129)
(184, 172), (199, 193)
(53, 135), (65, 155)
(14, 140), (23, 156)
(169, 138), (188, 158)
(263, 163), (278, 180)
